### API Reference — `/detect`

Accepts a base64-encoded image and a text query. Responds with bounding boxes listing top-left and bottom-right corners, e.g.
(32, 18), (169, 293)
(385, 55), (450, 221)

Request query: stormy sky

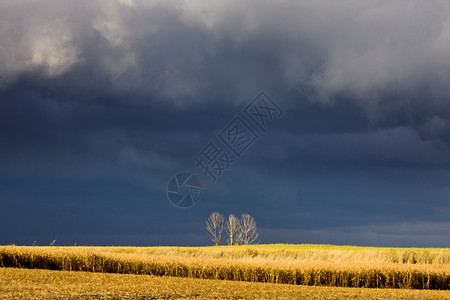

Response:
(1, 0), (450, 247)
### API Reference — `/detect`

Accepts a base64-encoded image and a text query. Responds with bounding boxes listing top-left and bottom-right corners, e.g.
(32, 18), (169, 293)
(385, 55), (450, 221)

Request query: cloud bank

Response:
(1, 0), (450, 246)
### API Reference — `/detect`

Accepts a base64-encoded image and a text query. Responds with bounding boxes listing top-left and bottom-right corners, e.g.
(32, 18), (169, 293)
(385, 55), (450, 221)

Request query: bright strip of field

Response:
(1, 267), (449, 299)
(59, 244), (450, 264)
(0, 244), (448, 290)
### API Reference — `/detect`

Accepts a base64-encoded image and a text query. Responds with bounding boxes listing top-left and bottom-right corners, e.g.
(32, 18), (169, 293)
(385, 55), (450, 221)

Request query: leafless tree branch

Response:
(239, 214), (258, 245)
(225, 214), (240, 245)
(205, 212), (224, 246)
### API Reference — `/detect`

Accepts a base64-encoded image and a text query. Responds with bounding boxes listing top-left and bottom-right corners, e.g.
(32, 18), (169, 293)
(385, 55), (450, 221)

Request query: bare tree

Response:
(205, 212), (224, 246)
(239, 214), (258, 245)
(225, 214), (241, 245)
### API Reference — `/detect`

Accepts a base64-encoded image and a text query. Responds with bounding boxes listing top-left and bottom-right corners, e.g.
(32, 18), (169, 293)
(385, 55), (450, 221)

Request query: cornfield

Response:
(0, 244), (448, 290)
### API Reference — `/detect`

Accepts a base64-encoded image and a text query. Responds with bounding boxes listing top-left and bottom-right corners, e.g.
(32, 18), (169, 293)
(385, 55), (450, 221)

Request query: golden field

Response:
(0, 244), (449, 291)
(2, 267), (450, 299)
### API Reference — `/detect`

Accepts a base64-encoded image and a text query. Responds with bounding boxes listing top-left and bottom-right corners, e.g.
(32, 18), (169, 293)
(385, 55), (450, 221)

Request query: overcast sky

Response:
(1, 0), (450, 247)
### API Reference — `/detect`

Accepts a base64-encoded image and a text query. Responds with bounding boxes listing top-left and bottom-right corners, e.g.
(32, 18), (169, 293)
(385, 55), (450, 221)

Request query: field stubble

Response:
(2, 267), (450, 299)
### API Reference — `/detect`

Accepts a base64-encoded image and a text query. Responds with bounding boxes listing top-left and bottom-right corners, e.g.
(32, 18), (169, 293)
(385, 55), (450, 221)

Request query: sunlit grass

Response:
(0, 244), (448, 290)
(74, 244), (449, 264)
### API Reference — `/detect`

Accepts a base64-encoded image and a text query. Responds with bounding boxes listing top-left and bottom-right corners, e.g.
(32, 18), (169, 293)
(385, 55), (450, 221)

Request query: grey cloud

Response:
(1, 0), (450, 144)
(2, 1), (450, 109)
(289, 126), (450, 168)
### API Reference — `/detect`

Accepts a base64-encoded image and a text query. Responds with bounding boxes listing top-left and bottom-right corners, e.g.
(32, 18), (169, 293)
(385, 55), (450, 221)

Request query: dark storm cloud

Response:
(1, 1), (450, 108)
(1, 0), (450, 246)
